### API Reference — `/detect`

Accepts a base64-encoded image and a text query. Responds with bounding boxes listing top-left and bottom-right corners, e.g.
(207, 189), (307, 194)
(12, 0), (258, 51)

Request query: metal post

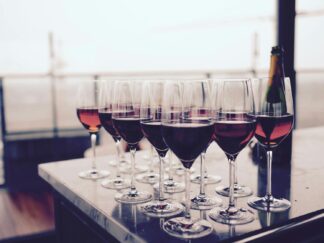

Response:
(48, 32), (58, 137)
(0, 78), (7, 186)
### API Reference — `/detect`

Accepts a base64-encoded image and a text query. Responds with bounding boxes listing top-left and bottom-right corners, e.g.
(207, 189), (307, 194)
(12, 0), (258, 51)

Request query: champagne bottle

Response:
(262, 46), (287, 114)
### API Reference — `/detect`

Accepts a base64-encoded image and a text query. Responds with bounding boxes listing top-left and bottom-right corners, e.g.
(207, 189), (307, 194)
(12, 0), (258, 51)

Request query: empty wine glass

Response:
(248, 77), (294, 212)
(76, 79), (110, 180)
(162, 80), (213, 239)
(140, 80), (184, 217)
(209, 79), (256, 225)
(98, 80), (131, 189)
(112, 80), (152, 204)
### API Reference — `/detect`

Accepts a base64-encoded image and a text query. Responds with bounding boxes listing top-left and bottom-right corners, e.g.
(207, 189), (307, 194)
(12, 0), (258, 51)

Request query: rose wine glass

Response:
(112, 80), (152, 204)
(140, 80), (184, 217)
(211, 79), (252, 197)
(76, 79), (110, 179)
(209, 79), (256, 225)
(98, 80), (131, 189)
(162, 80), (213, 239)
(248, 77), (294, 212)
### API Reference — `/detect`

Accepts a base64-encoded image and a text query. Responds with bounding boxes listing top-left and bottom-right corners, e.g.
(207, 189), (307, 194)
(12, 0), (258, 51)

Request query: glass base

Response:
(151, 156), (160, 168)
(191, 174), (222, 185)
(163, 217), (213, 239)
(209, 207), (254, 225)
(247, 196), (291, 212)
(115, 189), (152, 204)
(119, 164), (149, 174)
(116, 159), (130, 167)
(78, 169), (110, 180)
(101, 177), (131, 190)
(216, 184), (253, 198)
(191, 194), (223, 210)
(153, 179), (185, 193)
(108, 159), (130, 167)
(142, 153), (151, 160)
(135, 172), (159, 184)
(140, 200), (184, 218)
(174, 167), (195, 176)
(108, 160), (118, 166)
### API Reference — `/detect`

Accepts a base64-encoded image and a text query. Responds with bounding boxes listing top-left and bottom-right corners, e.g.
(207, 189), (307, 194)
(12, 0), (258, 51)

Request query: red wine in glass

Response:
(141, 121), (168, 157)
(112, 80), (152, 204)
(98, 110), (120, 141)
(113, 117), (143, 146)
(162, 121), (214, 169)
(77, 107), (101, 133)
(254, 113), (293, 149)
(209, 79), (256, 225)
(247, 76), (294, 213)
(214, 120), (256, 157)
(161, 80), (215, 238)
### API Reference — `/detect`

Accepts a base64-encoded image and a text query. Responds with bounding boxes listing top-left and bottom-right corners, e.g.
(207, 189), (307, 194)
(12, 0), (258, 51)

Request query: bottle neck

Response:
(269, 55), (285, 83)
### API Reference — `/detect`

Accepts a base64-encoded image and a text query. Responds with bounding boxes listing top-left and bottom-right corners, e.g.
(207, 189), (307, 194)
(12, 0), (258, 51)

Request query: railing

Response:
(0, 69), (258, 140)
(0, 68), (323, 140)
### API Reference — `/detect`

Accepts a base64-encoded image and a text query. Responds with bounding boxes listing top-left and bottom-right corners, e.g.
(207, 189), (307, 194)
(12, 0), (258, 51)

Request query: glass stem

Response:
(228, 158), (236, 210)
(115, 140), (122, 177)
(149, 145), (154, 172)
(168, 151), (174, 181)
(234, 159), (238, 186)
(266, 150), (273, 199)
(199, 153), (206, 196)
(203, 157), (208, 180)
(159, 156), (165, 201)
(185, 167), (191, 219)
(130, 148), (137, 194)
(90, 133), (97, 171)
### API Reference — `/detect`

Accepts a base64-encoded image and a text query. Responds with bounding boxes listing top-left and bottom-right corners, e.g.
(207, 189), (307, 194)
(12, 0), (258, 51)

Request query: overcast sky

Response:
(0, 0), (323, 74)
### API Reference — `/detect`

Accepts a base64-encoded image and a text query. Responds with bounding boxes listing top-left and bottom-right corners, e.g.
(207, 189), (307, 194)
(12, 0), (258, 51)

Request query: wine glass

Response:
(190, 151), (222, 184)
(140, 80), (184, 217)
(153, 150), (185, 193)
(191, 151), (223, 210)
(162, 80), (213, 239)
(191, 80), (222, 185)
(76, 79), (110, 180)
(248, 77), (294, 212)
(98, 80), (131, 189)
(135, 143), (159, 184)
(187, 80), (223, 210)
(209, 78), (256, 225)
(112, 80), (152, 204)
(211, 79), (253, 197)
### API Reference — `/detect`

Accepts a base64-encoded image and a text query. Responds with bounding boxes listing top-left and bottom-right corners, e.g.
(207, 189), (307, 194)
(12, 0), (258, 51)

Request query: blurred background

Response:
(0, 0), (323, 242)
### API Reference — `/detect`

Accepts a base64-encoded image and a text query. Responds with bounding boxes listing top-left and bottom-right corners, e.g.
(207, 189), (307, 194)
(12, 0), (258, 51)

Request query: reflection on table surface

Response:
(39, 126), (324, 242)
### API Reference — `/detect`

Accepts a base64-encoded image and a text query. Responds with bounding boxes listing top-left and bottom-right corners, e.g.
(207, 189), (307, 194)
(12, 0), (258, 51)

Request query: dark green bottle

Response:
(262, 46), (287, 114)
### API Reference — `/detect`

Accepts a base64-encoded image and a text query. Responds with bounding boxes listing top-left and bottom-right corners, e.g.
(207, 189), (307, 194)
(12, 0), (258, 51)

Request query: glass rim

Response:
(209, 78), (250, 82)
(251, 76), (291, 80)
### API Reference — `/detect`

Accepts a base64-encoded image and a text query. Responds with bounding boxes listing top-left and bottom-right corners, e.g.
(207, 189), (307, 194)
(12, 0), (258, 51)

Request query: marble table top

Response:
(39, 126), (324, 243)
